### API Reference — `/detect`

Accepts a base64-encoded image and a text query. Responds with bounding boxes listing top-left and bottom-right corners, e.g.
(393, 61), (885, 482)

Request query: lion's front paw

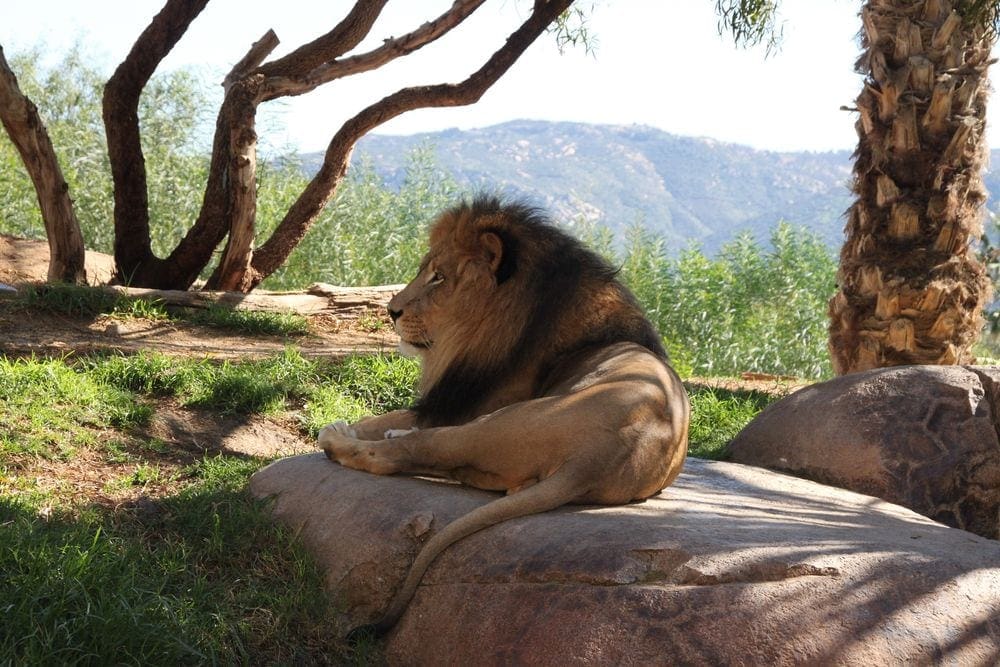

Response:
(318, 422), (398, 475)
(318, 421), (356, 461)
(321, 420), (357, 439)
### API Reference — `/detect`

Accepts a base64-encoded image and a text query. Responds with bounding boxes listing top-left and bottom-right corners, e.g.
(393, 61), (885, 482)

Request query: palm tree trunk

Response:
(829, 0), (994, 374)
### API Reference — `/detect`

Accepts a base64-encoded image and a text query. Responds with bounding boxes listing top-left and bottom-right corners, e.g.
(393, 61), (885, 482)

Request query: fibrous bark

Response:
(829, 0), (994, 374)
(0, 45), (86, 283)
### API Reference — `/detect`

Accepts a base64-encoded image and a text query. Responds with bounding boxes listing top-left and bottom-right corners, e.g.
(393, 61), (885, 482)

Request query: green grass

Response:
(16, 283), (117, 317)
(686, 385), (778, 459)
(0, 356), (152, 460)
(0, 459), (350, 665)
(186, 305), (310, 337)
(85, 349), (322, 415)
(10, 285), (310, 338)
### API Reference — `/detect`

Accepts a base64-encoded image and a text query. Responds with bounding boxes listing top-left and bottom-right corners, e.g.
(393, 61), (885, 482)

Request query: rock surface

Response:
(250, 452), (1000, 665)
(727, 365), (1000, 538)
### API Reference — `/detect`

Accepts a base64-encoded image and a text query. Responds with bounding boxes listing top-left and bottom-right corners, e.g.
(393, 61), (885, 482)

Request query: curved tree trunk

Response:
(0, 45), (87, 284)
(829, 0), (994, 374)
(103, 0), (210, 286)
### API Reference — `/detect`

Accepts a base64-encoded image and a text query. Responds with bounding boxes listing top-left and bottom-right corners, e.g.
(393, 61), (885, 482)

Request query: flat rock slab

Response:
(728, 365), (1000, 538)
(251, 453), (1000, 665)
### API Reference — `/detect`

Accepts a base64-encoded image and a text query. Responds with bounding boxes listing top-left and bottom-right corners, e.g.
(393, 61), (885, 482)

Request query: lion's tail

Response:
(373, 470), (584, 634)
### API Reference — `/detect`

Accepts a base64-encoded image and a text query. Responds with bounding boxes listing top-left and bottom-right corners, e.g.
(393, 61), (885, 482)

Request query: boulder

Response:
(727, 365), (1000, 538)
(250, 452), (1000, 665)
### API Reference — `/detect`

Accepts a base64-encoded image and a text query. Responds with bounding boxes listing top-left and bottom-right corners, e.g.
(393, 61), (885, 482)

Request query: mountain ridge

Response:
(302, 120), (1000, 253)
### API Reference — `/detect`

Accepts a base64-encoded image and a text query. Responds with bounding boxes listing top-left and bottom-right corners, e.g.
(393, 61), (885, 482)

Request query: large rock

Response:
(728, 365), (1000, 538)
(250, 452), (1000, 665)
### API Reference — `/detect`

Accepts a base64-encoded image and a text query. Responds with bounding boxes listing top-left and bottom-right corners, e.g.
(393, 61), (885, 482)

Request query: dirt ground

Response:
(0, 235), (400, 360)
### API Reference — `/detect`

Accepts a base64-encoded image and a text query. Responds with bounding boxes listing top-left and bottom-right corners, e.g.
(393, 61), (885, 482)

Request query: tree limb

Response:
(210, 0), (496, 290)
(103, 0), (210, 284)
(224, 29), (280, 93)
(168, 2), (390, 291)
(248, 0), (574, 287)
(262, 0), (488, 100)
(0, 45), (87, 283)
(257, 0), (390, 79)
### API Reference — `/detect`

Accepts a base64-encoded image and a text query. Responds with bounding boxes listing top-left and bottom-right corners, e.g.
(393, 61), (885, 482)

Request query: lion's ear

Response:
(479, 232), (504, 274)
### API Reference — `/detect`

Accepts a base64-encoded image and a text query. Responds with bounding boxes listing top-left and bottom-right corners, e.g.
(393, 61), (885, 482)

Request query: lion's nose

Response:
(388, 307), (402, 322)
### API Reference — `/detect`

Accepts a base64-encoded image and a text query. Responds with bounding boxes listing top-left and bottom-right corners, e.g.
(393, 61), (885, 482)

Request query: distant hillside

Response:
(302, 120), (1000, 254)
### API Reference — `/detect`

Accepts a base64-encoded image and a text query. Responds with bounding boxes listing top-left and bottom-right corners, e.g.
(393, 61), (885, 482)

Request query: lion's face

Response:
(387, 216), (505, 360)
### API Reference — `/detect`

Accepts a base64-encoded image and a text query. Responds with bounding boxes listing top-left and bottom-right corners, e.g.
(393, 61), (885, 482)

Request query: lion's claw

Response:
(384, 427), (419, 439)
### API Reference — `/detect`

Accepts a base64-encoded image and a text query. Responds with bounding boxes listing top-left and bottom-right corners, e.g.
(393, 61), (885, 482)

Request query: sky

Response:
(1, 0), (907, 154)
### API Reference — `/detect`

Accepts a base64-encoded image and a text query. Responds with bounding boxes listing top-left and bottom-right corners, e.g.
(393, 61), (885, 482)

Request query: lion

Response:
(318, 196), (689, 633)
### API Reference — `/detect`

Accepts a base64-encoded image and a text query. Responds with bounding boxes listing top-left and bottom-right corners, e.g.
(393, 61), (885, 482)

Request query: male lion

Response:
(319, 196), (689, 632)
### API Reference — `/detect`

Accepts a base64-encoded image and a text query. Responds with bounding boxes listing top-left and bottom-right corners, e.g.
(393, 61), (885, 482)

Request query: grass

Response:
(685, 385), (779, 459)
(0, 461), (344, 664)
(187, 305), (310, 337)
(0, 356), (152, 460)
(0, 343), (780, 664)
(11, 284), (310, 336)
(0, 350), (414, 665)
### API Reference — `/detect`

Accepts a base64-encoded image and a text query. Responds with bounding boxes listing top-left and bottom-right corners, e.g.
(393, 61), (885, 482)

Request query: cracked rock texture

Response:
(250, 452), (1000, 665)
(728, 365), (1000, 538)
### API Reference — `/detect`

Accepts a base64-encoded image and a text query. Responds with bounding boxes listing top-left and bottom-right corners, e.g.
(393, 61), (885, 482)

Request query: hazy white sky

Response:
(1, 1), (897, 153)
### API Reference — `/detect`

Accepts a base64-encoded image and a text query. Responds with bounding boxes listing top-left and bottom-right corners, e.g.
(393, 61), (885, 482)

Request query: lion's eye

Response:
(429, 271), (445, 285)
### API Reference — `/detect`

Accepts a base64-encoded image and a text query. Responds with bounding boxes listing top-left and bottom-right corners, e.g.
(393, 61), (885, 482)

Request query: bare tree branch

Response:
(263, 0), (488, 100)
(257, 0), (390, 79)
(224, 29), (280, 93)
(207, 0), (500, 291)
(0, 45), (86, 283)
(248, 0), (574, 287)
(103, 0), (210, 284)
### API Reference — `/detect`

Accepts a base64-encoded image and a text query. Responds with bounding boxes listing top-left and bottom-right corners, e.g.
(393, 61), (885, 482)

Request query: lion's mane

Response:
(413, 196), (666, 427)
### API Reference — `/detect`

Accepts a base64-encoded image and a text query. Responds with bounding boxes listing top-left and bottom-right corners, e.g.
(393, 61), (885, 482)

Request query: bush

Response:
(263, 146), (463, 289)
(611, 222), (837, 380)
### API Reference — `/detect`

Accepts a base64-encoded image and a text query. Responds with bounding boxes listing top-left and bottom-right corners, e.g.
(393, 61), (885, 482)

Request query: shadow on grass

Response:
(0, 461), (377, 665)
(685, 384), (780, 460)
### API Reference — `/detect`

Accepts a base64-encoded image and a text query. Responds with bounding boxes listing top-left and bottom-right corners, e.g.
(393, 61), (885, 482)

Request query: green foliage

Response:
(13, 285), (308, 336)
(302, 354), (419, 436)
(0, 466), (347, 664)
(1, 351), (421, 662)
(0, 47), (214, 256)
(610, 222), (836, 380)
(715, 0), (782, 51)
(16, 284), (172, 320)
(87, 349), (319, 415)
(686, 386), (777, 459)
(550, 3), (599, 55)
(84, 349), (418, 424)
(186, 305), (310, 337)
(265, 145), (462, 289)
(17, 283), (121, 318)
